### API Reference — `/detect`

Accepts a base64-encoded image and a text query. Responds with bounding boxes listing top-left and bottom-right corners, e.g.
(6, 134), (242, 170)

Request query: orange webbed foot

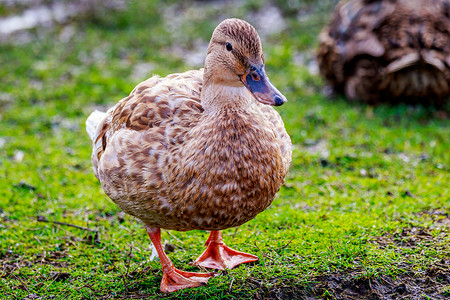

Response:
(161, 267), (214, 293)
(145, 226), (215, 293)
(194, 231), (259, 270)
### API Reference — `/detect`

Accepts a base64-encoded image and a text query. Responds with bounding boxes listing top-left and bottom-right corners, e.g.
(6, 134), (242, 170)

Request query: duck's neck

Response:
(201, 82), (254, 114)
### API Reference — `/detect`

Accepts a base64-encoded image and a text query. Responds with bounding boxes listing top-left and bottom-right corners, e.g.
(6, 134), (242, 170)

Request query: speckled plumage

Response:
(89, 20), (291, 232)
(317, 0), (450, 106)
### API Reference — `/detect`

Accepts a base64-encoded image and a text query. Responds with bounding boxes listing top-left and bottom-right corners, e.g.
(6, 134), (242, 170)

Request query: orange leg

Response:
(194, 231), (258, 270)
(146, 227), (214, 293)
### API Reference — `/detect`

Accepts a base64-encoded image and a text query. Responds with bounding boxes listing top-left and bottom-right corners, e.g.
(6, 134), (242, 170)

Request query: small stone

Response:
(13, 150), (25, 162)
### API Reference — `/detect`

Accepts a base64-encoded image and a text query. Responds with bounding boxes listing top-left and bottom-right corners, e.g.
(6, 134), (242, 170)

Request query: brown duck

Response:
(317, 0), (450, 106)
(86, 18), (291, 293)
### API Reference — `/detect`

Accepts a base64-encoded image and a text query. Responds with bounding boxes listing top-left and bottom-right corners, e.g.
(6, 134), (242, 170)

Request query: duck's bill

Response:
(240, 66), (287, 106)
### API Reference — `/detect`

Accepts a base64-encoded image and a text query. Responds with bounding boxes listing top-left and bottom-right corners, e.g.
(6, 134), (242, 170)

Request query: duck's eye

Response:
(226, 42), (233, 51)
(251, 73), (261, 81)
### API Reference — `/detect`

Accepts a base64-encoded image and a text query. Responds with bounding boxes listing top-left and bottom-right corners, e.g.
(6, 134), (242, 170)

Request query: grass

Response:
(0, 0), (449, 299)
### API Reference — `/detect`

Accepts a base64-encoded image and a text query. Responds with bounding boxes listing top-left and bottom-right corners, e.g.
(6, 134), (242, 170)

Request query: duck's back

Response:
(93, 69), (203, 163)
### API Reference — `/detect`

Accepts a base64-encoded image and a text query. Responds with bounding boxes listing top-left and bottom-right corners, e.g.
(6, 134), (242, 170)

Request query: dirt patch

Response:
(254, 219), (450, 300)
(309, 268), (448, 299)
(373, 210), (449, 251)
(374, 226), (448, 249)
(252, 261), (449, 299)
(416, 210), (450, 229)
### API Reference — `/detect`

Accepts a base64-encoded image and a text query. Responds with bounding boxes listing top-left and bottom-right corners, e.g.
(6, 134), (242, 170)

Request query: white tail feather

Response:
(86, 110), (107, 141)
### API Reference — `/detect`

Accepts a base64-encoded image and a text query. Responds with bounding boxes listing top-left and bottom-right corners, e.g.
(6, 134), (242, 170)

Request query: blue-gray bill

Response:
(241, 65), (287, 106)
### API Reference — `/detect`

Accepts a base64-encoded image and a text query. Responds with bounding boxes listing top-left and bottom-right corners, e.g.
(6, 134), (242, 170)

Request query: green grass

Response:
(0, 0), (449, 299)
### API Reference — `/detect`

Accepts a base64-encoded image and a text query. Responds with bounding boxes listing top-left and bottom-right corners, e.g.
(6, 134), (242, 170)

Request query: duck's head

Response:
(203, 18), (286, 107)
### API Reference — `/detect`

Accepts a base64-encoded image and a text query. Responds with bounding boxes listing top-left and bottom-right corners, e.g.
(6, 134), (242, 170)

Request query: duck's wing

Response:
(90, 69), (204, 203)
(259, 105), (292, 173)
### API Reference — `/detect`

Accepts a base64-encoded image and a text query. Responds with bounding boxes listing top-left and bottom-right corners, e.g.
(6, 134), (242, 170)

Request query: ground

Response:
(0, 0), (449, 299)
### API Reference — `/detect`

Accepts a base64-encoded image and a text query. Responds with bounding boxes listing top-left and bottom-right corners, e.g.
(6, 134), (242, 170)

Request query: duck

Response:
(86, 18), (292, 293)
(316, 0), (450, 106)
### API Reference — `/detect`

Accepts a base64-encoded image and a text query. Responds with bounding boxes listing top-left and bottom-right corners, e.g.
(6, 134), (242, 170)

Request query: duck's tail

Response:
(86, 110), (107, 141)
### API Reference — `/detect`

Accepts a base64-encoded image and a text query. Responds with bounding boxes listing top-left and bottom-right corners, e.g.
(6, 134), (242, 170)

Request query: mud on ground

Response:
(258, 212), (450, 300)
(256, 264), (449, 299)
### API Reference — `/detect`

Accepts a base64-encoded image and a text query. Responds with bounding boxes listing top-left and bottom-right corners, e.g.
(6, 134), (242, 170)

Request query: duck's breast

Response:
(163, 110), (287, 231)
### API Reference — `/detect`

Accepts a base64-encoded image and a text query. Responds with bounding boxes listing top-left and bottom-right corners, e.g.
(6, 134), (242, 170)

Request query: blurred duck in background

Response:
(317, 0), (450, 107)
